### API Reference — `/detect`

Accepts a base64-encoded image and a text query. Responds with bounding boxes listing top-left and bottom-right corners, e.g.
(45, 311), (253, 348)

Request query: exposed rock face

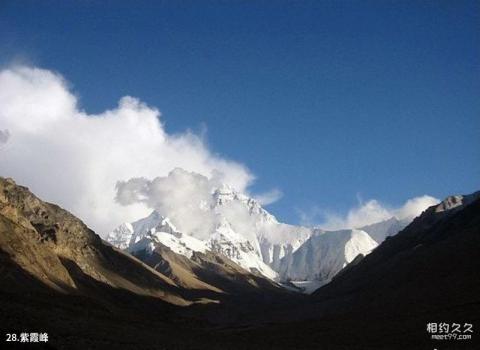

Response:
(0, 177), (187, 305)
(434, 192), (480, 213)
(1, 176), (478, 350)
(132, 241), (283, 298)
(0, 177), (284, 307)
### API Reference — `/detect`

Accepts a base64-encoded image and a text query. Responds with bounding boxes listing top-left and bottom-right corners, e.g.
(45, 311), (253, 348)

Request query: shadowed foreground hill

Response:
(277, 192), (480, 349)
(183, 193), (480, 349)
(0, 177), (193, 349)
(200, 193), (480, 349)
(0, 177), (189, 305)
(312, 191), (480, 311)
(0, 177), (297, 349)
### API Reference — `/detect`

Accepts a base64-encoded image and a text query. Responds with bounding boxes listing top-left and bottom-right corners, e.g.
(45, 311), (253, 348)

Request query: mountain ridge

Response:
(1, 176), (478, 349)
(107, 183), (423, 289)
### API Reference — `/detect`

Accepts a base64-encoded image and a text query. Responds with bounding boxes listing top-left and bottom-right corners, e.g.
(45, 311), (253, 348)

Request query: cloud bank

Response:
(115, 168), (265, 241)
(0, 65), (440, 238)
(116, 168), (217, 239)
(304, 195), (439, 230)
(0, 66), (259, 234)
(253, 188), (283, 206)
(0, 129), (10, 145)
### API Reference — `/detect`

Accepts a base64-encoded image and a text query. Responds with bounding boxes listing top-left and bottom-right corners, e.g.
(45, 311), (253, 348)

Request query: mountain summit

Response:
(107, 183), (416, 290)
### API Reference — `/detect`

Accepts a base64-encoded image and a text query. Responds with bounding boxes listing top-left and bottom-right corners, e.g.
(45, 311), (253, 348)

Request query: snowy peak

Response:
(344, 229), (378, 262)
(105, 222), (134, 250)
(212, 184), (241, 205)
(107, 207), (279, 280)
(131, 230), (208, 259)
(257, 224), (313, 271)
(131, 210), (170, 236)
(278, 229), (378, 283)
(106, 183), (434, 287)
(359, 217), (407, 244)
(207, 218), (278, 279)
(106, 210), (174, 250)
(109, 210), (208, 260)
(212, 184), (278, 224)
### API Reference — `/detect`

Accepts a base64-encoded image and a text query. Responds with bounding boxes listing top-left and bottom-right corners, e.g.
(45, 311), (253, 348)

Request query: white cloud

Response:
(0, 65), (259, 235)
(115, 168), (262, 241)
(304, 195), (439, 230)
(253, 188), (283, 206)
(0, 129), (10, 145)
(115, 169), (216, 239)
(0, 65), (439, 239)
(393, 196), (440, 221)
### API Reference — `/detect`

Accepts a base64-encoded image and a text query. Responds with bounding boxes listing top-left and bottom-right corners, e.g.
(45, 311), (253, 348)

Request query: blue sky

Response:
(1, 0), (479, 225)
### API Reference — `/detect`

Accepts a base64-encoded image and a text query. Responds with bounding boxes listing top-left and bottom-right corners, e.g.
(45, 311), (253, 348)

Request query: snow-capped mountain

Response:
(107, 185), (310, 280)
(130, 229), (209, 259)
(213, 184), (278, 223)
(358, 217), (408, 244)
(107, 190), (279, 279)
(278, 229), (378, 284)
(106, 211), (177, 251)
(212, 184), (313, 273)
(257, 224), (313, 271)
(208, 218), (278, 279)
(107, 184), (420, 286)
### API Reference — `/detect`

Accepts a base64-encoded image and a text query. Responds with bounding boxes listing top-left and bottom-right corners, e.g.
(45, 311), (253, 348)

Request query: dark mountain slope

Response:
(312, 192), (480, 314)
(1, 176), (478, 349)
(197, 193), (480, 349)
(132, 241), (284, 302)
(0, 177), (190, 305)
(0, 177), (299, 349)
(276, 193), (480, 348)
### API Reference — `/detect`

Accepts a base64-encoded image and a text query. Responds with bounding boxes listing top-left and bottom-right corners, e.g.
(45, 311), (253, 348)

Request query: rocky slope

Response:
(132, 241), (283, 300)
(0, 177), (191, 305)
(220, 192), (480, 349)
(1, 176), (477, 349)
(0, 177), (284, 308)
